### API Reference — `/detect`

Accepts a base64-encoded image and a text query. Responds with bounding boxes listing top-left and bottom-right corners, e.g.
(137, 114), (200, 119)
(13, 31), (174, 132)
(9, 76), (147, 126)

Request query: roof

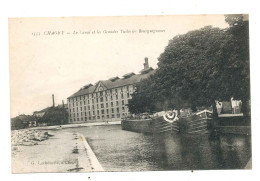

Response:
(68, 69), (156, 99)
(123, 72), (135, 78)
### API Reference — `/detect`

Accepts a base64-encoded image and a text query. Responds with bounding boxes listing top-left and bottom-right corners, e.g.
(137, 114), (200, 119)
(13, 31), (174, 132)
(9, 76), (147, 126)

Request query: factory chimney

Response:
(52, 94), (55, 107)
(62, 100), (64, 108)
(143, 57), (149, 70)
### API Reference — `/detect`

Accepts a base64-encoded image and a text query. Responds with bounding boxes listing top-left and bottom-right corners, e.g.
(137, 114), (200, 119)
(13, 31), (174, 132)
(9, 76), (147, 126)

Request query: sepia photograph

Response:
(9, 14), (251, 173)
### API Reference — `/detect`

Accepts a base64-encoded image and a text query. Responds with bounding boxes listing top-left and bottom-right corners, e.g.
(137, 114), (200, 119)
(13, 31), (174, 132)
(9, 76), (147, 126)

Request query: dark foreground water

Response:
(61, 125), (251, 171)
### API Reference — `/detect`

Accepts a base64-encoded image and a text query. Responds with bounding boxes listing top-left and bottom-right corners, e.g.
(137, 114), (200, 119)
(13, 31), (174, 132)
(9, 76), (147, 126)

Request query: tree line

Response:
(128, 15), (250, 117)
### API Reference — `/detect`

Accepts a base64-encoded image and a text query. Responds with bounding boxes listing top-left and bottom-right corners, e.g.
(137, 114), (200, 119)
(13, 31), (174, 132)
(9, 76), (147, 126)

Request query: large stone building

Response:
(67, 58), (155, 123)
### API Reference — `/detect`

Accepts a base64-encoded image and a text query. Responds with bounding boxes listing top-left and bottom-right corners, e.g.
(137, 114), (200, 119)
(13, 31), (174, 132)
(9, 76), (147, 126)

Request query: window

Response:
(93, 111), (95, 115)
(111, 102), (113, 107)
(97, 110), (100, 115)
(100, 97), (103, 102)
(122, 106), (125, 112)
(122, 100), (124, 105)
(105, 97), (108, 101)
(121, 94), (124, 99)
(107, 115), (109, 118)
(112, 108), (114, 113)
(97, 104), (99, 109)
(112, 114), (115, 118)
(85, 112), (87, 116)
(116, 95), (118, 99)
(84, 106), (86, 111)
(127, 93), (130, 98)
(101, 110), (105, 114)
(117, 114), (120, 118)
(89, 117), (91, 120)
(85, 117), (87, 121)
(106, 109), (109, 114)
(116, 101), (119, 106)
(106, 103), (108, 107)
(101, 103), (104, 108)
(92, 105), (94, 109)
(117, 107), (119, 113)
(80, 107), (82, 111)
(96, 98), (99, 103)
(111, 95), (113, 100)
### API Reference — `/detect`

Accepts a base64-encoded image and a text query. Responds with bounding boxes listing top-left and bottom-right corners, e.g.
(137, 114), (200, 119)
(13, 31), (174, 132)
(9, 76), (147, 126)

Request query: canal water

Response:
(61, 125), (251, 171)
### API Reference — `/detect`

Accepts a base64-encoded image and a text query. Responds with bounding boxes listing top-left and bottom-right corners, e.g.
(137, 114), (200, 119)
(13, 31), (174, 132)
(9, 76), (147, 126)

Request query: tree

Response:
(224, 14), (250, 116)
(39, 107), (68, 125)
(156, 26), (233, 114)
(128, 16), (250, 117)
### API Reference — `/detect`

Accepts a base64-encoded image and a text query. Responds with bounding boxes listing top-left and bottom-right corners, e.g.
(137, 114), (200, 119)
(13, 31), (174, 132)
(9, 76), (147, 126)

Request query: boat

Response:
(121, 110), (213, 134)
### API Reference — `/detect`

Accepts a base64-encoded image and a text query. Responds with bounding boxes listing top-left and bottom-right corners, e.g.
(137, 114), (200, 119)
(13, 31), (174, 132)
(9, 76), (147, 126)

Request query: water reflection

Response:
(62, 125), (251, 171)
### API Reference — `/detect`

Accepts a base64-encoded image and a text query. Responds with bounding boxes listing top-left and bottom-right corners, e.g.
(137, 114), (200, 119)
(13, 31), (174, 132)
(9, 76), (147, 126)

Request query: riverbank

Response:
(11, 129), (104, 173)
(29, 120), (121, 130)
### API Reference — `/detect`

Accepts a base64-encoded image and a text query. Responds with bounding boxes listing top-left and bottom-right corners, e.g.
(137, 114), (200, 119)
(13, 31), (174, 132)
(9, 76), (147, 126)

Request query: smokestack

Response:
(62, 100), (64, 108)
(52, 94), (55, 107)
(143, 57), (149, 69)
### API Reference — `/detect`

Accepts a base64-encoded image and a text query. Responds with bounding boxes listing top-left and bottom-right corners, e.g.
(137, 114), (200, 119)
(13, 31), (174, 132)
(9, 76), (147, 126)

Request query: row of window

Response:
(70, 93), (131, 107)
(70, 113), (127, 122)
(70, 100), (127, 113)
(70, 106), (127, 118)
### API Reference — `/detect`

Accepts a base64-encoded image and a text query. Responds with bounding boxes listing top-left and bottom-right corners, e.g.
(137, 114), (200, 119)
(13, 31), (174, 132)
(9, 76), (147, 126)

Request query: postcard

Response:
(9, 15), (251, 173)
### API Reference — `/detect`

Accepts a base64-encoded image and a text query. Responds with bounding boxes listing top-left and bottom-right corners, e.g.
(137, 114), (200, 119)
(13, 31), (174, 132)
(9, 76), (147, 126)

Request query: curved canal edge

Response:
(78, 133), (104, 171)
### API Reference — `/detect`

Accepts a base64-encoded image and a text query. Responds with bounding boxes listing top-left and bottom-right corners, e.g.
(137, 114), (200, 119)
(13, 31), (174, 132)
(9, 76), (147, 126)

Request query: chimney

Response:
(52, 94), (55, 107)
(143, 57), (149, 69)
(62, 100), (64, 108)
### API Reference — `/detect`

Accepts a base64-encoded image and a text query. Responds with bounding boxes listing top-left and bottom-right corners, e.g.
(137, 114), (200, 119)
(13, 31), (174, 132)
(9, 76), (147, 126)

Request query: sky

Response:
(9, 15), (229, 117)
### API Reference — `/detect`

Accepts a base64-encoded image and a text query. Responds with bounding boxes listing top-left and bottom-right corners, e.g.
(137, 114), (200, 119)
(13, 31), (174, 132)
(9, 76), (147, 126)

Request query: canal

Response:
(60, 125), (251, 171)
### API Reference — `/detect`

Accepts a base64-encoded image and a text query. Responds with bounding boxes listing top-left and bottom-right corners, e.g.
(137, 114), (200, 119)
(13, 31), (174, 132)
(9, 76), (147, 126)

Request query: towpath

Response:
(12, 130), (104, 173)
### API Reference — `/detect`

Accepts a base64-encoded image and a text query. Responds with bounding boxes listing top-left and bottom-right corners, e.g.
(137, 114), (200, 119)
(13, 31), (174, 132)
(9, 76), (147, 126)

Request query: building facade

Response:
(67, 58), (155, 123)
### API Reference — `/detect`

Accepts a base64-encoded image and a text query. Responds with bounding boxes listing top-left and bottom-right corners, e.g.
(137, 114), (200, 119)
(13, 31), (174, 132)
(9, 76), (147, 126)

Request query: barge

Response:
(121, 110), (213, 134)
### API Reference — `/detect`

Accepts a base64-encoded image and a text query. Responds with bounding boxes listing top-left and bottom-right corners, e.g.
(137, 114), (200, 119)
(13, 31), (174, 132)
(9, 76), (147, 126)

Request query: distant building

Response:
(67, 58), (155, 123)
(33, 107), (52, 117)
(57, 103), (68, 110)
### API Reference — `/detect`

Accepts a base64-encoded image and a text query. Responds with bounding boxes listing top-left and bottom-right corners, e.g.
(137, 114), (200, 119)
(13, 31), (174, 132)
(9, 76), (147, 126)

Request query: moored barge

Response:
(121, 110), (213, 134)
